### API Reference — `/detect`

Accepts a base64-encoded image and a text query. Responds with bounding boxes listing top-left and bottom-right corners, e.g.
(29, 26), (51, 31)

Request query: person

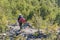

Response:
(18, 14), (26, 30)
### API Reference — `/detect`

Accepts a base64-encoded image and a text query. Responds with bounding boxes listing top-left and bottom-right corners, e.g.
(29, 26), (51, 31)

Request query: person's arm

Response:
(18, 17), (20, 22)
(18, 16), (21, 22)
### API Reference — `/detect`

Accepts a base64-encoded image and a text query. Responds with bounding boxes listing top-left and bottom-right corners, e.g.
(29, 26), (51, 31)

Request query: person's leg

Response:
(19, 22), (22, 30)
(20, 23), (22, 29)
(19, 22), (22, 26)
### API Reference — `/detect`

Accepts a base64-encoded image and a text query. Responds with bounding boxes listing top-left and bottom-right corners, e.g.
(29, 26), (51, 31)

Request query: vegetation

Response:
(0, 0), (60, 40)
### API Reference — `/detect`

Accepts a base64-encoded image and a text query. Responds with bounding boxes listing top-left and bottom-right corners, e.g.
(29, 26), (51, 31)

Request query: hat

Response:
(19, 14), (23, 17)
(19, 13), (22, 15)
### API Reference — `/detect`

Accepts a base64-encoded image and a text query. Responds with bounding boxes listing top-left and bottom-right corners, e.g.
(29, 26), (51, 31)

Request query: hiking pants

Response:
(19, 22), (22, 30)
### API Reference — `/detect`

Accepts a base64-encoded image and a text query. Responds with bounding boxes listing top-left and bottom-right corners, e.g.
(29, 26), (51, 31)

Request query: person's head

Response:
(19, 14), (23, 18)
